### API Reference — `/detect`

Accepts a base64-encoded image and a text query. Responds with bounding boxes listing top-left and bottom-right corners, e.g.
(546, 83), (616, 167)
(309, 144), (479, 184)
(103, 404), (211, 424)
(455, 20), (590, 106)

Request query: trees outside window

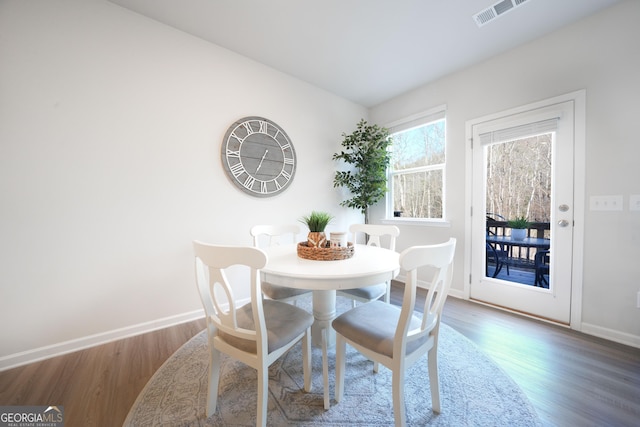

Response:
(389, 119), (445, 219)
(486, 134), (552, 223)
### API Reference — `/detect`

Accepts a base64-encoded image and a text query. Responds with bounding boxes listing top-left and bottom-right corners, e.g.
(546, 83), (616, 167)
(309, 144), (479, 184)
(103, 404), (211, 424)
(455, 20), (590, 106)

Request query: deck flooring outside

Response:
(487, 262), (548, 288)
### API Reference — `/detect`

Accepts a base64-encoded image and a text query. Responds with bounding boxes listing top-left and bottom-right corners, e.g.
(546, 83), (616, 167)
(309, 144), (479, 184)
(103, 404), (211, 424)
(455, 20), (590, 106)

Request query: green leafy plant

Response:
(507, 215), (531, 229)
(299, 211), (334, 232)
(332, 119), (392, 223)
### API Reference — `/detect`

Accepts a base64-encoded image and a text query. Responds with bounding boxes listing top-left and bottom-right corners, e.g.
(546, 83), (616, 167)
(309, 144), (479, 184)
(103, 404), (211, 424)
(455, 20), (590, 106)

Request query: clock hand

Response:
(255, 149), (268, 173)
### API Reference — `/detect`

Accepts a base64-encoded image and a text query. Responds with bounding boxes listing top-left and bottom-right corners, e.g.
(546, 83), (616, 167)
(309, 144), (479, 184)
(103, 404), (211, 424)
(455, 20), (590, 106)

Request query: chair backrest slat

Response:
(349, 224), (400, 251)
(395, 239), (456, 355)
(193, 241), (268, 345)
(251, 224), (300, 248)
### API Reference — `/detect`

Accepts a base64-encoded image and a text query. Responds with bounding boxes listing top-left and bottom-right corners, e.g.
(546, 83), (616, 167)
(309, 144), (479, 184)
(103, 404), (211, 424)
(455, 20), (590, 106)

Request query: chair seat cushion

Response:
(332, 301), (431, 358)
(339, 283), (386, 301)
(262, 282), (311, 300)
(219, 300), (313, 354)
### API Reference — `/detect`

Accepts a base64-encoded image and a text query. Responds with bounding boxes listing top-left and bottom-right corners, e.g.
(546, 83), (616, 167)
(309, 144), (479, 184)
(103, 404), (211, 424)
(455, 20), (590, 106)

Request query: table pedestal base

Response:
(311, 290), (336, 348)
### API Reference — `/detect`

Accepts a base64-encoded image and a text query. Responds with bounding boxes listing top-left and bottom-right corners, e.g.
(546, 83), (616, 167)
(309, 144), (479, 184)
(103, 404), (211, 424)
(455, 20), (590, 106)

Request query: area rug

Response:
(124, 297), (540, 426)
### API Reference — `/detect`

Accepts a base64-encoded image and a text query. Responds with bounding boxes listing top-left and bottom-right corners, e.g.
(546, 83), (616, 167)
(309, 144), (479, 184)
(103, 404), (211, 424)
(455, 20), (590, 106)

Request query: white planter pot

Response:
(511, 228), (527, 241)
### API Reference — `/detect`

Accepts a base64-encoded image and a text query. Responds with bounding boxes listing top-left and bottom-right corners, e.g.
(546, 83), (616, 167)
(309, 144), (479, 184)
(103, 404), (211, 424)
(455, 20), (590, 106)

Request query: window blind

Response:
(387, 106), (446, 134)
(479, 118), (558, 146)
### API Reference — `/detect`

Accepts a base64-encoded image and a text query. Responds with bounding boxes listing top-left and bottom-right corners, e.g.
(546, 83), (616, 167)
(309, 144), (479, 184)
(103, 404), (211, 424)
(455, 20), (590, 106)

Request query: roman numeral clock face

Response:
(221, 117), (297, 197)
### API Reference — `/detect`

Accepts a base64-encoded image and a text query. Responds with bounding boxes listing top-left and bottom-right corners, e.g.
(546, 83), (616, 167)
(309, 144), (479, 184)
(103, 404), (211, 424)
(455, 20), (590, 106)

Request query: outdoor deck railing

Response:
(486, 220), (551, 269)
(486, 220), (550, 239)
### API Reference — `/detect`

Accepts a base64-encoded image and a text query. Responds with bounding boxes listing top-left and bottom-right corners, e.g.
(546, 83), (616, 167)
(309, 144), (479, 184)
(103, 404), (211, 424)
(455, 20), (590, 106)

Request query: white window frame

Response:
(383, 105), (448, 225)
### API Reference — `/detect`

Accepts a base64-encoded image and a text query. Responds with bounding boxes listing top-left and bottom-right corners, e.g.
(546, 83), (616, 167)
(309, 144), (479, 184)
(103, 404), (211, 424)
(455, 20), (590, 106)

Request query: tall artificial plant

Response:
(332, 119), (392, 223)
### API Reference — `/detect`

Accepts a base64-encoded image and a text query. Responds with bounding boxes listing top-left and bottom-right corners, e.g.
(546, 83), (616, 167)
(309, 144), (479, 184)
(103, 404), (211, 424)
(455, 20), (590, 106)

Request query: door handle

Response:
(558, 219), (570, 227)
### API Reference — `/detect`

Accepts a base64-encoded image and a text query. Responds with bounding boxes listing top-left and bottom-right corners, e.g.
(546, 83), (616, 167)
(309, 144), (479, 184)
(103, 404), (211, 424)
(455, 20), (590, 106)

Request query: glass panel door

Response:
(470, 101), (575, 324)
(485, 134), (551, 286)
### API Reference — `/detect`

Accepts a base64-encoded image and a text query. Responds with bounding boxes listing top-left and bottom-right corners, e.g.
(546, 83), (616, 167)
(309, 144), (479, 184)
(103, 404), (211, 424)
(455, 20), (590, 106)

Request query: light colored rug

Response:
(124, 297), (541, 426)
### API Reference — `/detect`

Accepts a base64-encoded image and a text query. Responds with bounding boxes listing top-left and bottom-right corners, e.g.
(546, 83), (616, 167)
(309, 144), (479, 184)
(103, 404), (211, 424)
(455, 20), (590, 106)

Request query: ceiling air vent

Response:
(473, 0), (530, 27)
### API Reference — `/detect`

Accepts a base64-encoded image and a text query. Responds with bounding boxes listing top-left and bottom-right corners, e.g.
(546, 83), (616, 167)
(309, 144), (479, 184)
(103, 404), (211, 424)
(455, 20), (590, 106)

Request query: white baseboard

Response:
(0, 309), (205, 372)
(5, 294), (636, 372)
(580, 322), (640, 349)
(397, 276), (640, 350)
(396, 272), (463, 299)
(400, 274), (465, 299)
(446, 288), (466, 299)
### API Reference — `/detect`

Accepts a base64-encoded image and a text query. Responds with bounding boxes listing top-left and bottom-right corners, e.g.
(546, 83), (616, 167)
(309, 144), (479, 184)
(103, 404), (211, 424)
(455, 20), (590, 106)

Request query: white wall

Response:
(0, 0), (365, 367)
(370, 0), (640, 345)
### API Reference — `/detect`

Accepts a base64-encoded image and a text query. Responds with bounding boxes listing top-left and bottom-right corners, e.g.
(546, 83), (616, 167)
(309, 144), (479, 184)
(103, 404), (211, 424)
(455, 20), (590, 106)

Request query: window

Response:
(387, 108), (446, 220)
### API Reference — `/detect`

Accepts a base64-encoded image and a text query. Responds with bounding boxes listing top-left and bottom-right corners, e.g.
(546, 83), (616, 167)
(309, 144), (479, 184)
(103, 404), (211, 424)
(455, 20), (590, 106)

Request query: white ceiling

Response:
(108, 0), (620, 107)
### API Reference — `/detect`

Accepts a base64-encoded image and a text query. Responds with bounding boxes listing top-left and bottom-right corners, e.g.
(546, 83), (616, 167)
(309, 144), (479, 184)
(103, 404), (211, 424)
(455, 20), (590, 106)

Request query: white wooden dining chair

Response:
(250, 224), (312, 305)
(332, 238), (456, 427)
(193, 241), (313, 427)
(337, 224), (400, 307)
(251, 224), (331, 410)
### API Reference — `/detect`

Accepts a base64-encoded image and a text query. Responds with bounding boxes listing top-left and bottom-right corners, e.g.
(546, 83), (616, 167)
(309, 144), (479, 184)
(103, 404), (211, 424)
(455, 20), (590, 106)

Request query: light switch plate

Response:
(630, 195), (640, 211)
(590, 195), (623, 211)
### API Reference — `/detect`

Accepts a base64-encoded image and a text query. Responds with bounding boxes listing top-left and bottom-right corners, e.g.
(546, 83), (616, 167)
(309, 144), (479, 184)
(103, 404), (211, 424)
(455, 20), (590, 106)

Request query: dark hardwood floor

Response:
(436, 294), (640, 426)
(1, 283), (638, 427)
(0, 319), (205, 427)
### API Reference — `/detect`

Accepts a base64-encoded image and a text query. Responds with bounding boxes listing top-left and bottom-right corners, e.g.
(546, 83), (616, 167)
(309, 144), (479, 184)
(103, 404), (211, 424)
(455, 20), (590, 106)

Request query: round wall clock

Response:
(221, 116), (297, 197)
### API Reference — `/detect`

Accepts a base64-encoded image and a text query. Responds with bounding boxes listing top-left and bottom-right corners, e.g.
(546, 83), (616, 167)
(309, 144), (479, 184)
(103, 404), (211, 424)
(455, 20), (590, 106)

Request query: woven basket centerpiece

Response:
(297, 241), (354, 261)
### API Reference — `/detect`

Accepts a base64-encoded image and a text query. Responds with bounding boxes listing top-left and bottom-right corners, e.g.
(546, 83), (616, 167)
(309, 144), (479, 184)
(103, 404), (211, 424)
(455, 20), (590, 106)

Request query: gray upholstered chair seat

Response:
(332, 239), (457, 426)
(220, 300), (314, 353)
(251, 224), (312, 304)
(262, 282), (310, 300)
(338, 283), (387, 301)
(193, 242), (313, 426)
(332, 300), (434, 358)
(337, 224), (400, 307)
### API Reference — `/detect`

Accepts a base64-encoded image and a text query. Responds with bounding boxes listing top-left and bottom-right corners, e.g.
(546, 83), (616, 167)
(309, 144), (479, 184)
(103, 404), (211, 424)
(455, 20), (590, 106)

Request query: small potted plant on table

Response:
(299, 211), (334, 248)
(507, 216), (530, 241)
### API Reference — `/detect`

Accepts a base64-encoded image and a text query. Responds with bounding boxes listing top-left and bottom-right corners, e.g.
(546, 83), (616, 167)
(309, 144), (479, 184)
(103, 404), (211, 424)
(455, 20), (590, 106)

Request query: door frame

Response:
(463, 90), (586, 329)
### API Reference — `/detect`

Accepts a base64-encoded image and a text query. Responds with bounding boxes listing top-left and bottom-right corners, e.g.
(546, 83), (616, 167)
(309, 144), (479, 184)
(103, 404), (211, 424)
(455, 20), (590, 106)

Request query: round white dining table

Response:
(261, 243), (400, 347)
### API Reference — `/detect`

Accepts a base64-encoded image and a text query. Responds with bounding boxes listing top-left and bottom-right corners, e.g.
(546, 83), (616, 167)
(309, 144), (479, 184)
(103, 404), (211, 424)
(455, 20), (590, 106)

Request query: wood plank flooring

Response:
(436, 295), (640, 426)
(1, 283), (638, 427)
(0, 320), (205, 427)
